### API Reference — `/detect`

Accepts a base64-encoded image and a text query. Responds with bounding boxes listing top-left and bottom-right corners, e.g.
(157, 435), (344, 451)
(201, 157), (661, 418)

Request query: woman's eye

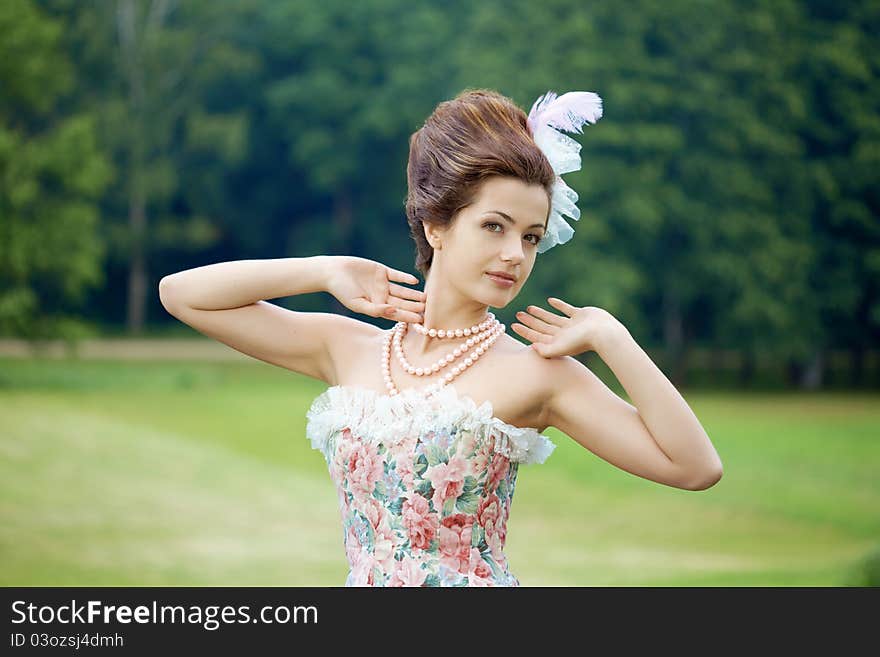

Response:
(484, 222), (542, 246)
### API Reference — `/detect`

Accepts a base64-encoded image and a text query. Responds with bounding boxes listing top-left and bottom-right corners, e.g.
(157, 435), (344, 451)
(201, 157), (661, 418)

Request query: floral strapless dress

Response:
(305, 384), (556, 587)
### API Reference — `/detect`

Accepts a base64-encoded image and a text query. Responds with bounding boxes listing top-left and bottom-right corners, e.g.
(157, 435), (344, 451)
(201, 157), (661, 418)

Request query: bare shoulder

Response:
(325, 314), (385, 386)
(534, 351), (610, 430)
(512, 347), (592, 432)
(500, 336), (562, 432)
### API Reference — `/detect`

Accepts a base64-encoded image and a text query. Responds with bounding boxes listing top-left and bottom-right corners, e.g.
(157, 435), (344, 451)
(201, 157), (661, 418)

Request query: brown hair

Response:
(405, 88), (556, 278)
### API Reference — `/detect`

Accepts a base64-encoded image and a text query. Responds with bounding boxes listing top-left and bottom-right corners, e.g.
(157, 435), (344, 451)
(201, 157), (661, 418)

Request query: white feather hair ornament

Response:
(526, 90), (603, 253)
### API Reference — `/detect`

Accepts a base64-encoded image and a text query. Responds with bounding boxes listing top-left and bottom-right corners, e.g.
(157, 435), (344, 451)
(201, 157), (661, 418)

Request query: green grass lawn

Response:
(1, 356), (877, 586)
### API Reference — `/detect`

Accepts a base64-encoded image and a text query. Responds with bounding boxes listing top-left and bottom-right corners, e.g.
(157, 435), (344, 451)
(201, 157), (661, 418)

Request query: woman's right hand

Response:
(324, 256), (426, 324)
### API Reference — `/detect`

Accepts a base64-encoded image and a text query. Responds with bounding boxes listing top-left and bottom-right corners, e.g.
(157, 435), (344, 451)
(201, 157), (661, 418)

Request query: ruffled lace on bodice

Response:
(305, 384), (556, 466)
(304, 384), (557, 587)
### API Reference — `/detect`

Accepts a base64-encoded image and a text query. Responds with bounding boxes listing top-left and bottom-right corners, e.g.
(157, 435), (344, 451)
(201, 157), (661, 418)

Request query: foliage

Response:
(1, 0), (877, 385)
(0, 0), (111, 340)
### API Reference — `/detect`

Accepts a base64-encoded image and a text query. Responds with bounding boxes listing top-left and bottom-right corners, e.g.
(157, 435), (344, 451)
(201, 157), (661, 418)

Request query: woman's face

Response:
(428, 176), (550, 305)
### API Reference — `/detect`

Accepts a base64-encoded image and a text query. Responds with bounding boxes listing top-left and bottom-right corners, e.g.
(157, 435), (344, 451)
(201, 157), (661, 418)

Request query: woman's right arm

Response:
(158, 255), (359, 385)
(159, 255), (330, 310)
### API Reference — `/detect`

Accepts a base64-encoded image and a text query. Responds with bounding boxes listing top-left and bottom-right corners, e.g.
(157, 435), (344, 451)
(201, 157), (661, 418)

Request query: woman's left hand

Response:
(511, 297), (622, 358)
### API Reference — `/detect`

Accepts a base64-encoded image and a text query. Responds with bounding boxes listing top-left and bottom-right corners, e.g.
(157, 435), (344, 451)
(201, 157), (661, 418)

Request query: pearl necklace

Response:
(382, 312), (506, 398)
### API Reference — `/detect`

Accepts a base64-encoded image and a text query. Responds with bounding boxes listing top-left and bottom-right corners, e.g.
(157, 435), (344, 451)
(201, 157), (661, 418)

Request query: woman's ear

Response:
(423, 222), (442, 250)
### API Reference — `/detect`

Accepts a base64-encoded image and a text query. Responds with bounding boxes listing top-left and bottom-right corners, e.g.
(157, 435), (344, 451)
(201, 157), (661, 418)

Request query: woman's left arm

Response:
(512, 298), (724, 491)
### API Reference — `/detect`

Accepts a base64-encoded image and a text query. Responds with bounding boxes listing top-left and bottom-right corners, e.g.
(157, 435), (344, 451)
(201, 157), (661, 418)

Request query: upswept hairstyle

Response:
(405, 88), (556, 278)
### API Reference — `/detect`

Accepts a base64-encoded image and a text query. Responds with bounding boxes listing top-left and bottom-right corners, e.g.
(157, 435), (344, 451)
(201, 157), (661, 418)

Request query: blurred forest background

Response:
(1, 0), (878, 390)
(2, 0), (880, 588)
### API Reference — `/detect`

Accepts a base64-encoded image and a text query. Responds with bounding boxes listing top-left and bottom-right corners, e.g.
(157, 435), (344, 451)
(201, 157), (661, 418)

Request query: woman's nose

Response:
(502, 244), (525, 262)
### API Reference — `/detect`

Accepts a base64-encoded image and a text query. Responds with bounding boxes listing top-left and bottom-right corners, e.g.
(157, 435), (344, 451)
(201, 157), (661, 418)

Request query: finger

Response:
(389, 296), (426, 315)
(531, 340), (561, 358)
(376, 298), (424, 322)
(387, 306), (424, 323)
(352, 296), (388, 318)
(510, 322), (552, 344)
(547, 297), (577, 315)
(516, 309), (560, 334)
(346, 297), (366, 315)
(388, 281), (427, 302)
(524, 304), (566, 326)
(387, 268), (421, 286)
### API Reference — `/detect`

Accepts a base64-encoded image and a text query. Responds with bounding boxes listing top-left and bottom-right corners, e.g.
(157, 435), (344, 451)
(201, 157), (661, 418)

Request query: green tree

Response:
(45, 0), (258, 333)
(789, 0), (880, 386)
(259, 0), (462, 287)
(0, 0), (111, 342)
(451, 0), (857, 388)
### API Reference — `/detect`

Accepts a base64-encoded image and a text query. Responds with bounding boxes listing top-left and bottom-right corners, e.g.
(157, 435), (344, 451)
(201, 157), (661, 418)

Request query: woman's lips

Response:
(486, 273), (515, 287)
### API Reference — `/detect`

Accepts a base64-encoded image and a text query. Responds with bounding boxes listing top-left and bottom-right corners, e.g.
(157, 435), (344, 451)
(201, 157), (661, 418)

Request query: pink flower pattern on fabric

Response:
(305, 384), (556, 587)
(402, 493), (438, 550)
(424, 455), (467, 513)
(346, 439), (384, 498)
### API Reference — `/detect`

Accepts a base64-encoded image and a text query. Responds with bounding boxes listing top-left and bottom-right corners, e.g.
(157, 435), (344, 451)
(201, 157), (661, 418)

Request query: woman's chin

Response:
(480, 294), (512, 308)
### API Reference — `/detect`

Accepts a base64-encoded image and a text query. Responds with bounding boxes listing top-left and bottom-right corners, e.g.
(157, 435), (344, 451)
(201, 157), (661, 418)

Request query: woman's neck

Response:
(403, 271), (493, 359)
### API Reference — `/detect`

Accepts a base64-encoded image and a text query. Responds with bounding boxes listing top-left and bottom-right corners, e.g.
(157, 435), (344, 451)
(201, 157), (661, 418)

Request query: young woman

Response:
(159, 88), (723, 586)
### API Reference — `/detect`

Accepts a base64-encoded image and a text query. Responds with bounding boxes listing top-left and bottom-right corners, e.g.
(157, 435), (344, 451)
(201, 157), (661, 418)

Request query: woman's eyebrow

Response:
(484, 210), (545, 230)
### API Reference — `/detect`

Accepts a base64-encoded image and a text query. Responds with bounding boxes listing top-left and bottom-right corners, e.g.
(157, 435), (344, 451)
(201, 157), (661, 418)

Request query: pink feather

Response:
(527, 90), (603, 135)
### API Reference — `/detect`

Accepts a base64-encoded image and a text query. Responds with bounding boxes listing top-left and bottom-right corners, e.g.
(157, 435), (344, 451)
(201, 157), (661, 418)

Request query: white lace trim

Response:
(305, 384), (556, 466)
